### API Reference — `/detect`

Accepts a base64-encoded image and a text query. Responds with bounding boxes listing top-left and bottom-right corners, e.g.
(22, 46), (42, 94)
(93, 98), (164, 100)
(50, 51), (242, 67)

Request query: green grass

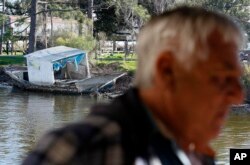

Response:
(1, 51), (24, 56)
(94, 60), (136, 73)
(99, 53), (137, 60)
(120, 61), (136, 71)
(0, 56), (25, 65)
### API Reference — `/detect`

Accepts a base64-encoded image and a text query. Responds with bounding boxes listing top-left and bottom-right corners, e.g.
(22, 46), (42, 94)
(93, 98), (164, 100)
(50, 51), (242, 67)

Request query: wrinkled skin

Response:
(140, 30), (244, 157)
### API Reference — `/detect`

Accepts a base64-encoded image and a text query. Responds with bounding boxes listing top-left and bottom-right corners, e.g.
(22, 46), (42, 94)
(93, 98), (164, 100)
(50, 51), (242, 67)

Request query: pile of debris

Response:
(89, 62), (134, 95)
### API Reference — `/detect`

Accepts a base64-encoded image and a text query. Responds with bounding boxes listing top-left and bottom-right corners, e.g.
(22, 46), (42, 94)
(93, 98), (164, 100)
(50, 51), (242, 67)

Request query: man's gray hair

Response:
(134, 6), (244, 88)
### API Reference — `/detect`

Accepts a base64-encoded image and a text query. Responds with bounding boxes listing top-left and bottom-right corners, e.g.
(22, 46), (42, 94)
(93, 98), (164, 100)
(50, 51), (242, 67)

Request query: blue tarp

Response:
(53, 53), (85, 71)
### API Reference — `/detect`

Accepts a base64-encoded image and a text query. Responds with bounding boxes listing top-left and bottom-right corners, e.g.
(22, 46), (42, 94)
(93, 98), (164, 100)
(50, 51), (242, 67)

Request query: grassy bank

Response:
(94, 53), (136, 71)
(97, 53), (137, 61)
(95, 60), (136, 72)
(0, 56), (25, 66)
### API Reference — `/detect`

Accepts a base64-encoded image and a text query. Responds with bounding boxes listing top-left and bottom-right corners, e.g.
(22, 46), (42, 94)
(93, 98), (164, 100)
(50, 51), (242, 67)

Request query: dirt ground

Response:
(89, 62), (122, 75)
(89, 62), (134, 93)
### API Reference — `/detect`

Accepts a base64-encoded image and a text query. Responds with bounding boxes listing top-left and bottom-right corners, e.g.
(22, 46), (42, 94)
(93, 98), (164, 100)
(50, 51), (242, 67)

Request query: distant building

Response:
(4, 15), (86, 52)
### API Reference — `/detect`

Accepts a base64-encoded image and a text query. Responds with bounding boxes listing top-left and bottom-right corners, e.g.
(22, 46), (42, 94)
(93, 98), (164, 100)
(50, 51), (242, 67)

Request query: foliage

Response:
(182, 0), (250, 42)
(242, 62), (250, 88)
(95, 60), (136, 72)
(54, 31), (96, 51)
(5, 0), (30, 15)
(93, 0), (150, 37)
(133, 4), (151, 22)
(0, 0), (31, 53)
(94, 5), (122, 37)
(100, 53), (136, 60)
(0, 14), (8, 26)
(108, 0), (150, 29)
(47, 0), (83, 20)
(120, 61), (136, 71)
(140, 0), (176, 15)
(4, 0), (250, 52)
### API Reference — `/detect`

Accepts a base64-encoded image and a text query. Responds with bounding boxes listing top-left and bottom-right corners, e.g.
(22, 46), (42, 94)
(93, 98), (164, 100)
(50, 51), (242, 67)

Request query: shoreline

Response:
(0, 66), (134, 96)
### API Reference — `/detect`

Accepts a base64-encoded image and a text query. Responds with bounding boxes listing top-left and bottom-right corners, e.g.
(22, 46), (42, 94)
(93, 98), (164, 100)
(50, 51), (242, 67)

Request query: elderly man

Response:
(23, 6), (244, 165)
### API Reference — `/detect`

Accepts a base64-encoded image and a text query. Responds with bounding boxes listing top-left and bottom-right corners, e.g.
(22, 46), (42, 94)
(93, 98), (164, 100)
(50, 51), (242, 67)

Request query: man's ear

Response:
(155, 51), (175, 89)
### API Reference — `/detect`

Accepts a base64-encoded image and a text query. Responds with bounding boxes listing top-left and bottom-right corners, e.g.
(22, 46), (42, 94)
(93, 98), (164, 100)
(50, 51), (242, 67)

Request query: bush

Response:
(54, 31), (96, 51)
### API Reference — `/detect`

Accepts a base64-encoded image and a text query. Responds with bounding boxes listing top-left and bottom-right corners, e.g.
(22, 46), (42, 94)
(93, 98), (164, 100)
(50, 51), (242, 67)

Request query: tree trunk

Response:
(112, 40), (116, 54)
(28, 0), (37, 53)
(87, 0), (93, 35)
(78, 21), (83, 36)
(11, 40), (13, 55)
(42, 2), (48, 48)
(87, 0), (93, 20)
(6, 40), (9, 55)
(50, 10), (53, 47)
(0, 0), (5, 55)
(124, 40), (129, 60)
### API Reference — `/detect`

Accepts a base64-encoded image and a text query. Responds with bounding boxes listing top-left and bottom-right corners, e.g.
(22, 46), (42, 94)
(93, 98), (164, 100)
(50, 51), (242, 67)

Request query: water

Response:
(0, 85), (250, 164)
(0, 85), (105, 164)
(212, 115), (250, 164)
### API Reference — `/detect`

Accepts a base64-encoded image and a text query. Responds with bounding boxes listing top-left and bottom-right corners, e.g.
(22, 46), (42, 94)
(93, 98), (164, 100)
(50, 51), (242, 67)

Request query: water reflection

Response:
(1, 85), (250, 164)
(0, 86), (105, 164)
(212, 114), (250, 165)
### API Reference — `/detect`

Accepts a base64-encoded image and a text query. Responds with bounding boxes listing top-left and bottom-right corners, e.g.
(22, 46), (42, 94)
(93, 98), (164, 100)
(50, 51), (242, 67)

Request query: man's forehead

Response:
(194, 47), (241, 74)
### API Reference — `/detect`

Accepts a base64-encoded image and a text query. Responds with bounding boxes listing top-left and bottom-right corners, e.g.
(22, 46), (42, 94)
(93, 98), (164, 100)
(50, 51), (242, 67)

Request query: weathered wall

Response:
(27, 59), (54, 85)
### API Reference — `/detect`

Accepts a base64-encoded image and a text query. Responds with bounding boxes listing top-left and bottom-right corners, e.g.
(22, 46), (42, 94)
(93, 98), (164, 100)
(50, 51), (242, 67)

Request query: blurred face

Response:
(157, 33), (244, 148)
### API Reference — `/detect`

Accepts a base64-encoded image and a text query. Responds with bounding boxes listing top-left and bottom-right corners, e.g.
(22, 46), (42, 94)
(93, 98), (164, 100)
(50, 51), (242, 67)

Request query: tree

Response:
(54, 31), (96, 51)
(91, 0), (149, 37)
(107, 0), (150, 30)
(5, 0), (31, 15)
(28, 0), (37, 53)
(87, 0), (93, 35)
(94, 6), (122, 37)
(0, 0), (32, 54)
(105, 0), (150, 58)
(183, 0), (250, 42)
(139, 0), (176, 15)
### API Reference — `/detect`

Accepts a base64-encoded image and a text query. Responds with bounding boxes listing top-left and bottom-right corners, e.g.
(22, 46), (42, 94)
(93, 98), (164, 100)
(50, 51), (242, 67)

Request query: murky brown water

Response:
(212, 115), (250, 165)
(0, 85), (250, 164)
(0, 85), (107, 164)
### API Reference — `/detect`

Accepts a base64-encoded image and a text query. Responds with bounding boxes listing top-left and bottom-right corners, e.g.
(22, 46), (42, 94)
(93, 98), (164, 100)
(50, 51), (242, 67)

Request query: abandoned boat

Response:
(4, 46), (126, 94)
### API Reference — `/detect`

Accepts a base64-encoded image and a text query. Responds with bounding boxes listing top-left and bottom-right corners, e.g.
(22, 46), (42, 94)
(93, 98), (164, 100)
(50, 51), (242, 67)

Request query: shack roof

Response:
(25, 46), (86, 62)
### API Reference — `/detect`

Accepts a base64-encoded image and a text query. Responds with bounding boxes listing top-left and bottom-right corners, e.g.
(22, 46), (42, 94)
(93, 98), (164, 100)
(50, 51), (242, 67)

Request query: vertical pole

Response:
(50, 10), (53, 47)
(43, 2), (47, 48)
(0, 0), (5, 55)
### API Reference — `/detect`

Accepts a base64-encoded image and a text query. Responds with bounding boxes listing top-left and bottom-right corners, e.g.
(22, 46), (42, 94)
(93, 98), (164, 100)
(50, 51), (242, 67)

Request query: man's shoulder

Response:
(22, 89), (140, 164)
